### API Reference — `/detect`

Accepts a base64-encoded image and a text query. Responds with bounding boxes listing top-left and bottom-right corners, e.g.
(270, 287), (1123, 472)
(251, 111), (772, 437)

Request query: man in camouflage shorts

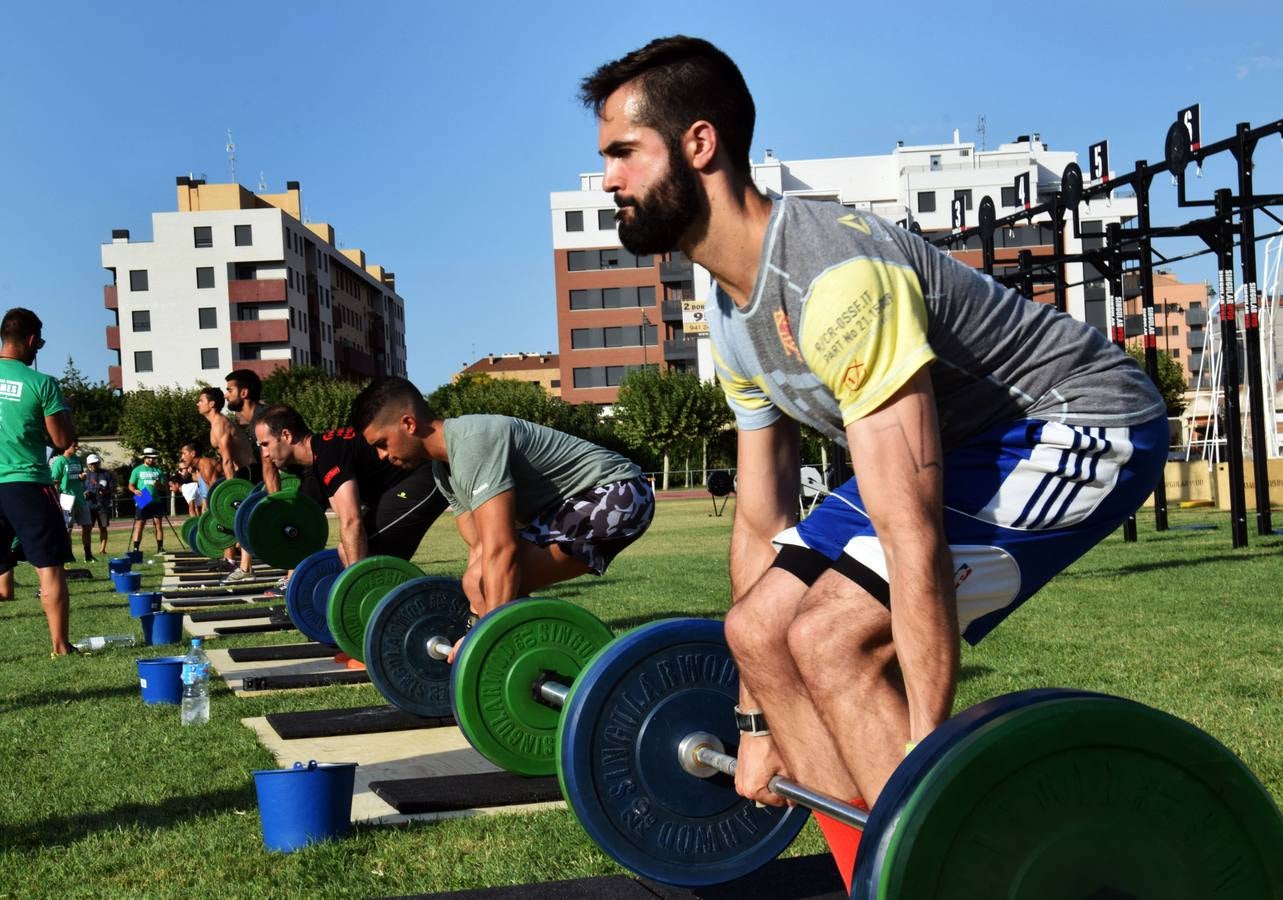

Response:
(352, 377), (654, 627)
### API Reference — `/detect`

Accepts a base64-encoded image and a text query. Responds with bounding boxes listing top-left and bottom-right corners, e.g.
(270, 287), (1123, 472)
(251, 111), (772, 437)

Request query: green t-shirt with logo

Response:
(129, 464), (165, 500)
(0, 359), (67, 485)
(49, 454), (86, 499)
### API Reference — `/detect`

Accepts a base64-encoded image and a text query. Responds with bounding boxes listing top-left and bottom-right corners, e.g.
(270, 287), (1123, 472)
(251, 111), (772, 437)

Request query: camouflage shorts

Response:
(518, 476), (655, 575)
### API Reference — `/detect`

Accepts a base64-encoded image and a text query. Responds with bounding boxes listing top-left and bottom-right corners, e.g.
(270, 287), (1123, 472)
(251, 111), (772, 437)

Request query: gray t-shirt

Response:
(707, 197), (1165, 450)
(432, 415), (641, 522)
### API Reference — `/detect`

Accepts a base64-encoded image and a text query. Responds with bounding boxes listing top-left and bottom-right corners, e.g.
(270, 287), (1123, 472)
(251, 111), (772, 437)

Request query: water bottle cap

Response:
(192, 638), (203, 648)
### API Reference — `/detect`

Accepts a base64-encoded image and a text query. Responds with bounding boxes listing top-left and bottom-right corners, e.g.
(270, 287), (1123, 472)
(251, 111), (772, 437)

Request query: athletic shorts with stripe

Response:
(773, 415), (1169, 645)
(518, 476), (655, 575)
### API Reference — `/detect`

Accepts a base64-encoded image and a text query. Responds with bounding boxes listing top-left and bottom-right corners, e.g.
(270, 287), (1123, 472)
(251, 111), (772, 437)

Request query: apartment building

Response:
(101, 178), (408, 391)
(456, 352), (562, 397)
(550, 133), (1137, 404)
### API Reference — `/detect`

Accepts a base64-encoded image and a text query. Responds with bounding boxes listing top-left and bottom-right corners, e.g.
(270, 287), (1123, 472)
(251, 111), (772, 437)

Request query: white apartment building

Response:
(551, 133), (1137, 393)
(102, 178), (408, 391)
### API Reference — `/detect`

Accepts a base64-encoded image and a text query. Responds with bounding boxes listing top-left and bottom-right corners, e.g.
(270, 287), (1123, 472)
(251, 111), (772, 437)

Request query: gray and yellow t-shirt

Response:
(432, 415), (640, 523)
(708, 198), (1165, 451)
(0, 359), (66, 485)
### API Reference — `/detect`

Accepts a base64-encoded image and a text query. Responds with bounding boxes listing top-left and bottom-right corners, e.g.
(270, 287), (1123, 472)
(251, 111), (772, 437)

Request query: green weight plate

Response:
(197, 507), (237, 552)
(192, 518), (224, 559)
(868, 693), (1283, 900)
(244, 492), (328, 570)
(326, 556), (424, 661)
(181, 516), (201, 552)
(364, 577), (471, 717)
(452, 597), (613, 776)
(208, 478), (253, 529)
(278, 470), (301, 493)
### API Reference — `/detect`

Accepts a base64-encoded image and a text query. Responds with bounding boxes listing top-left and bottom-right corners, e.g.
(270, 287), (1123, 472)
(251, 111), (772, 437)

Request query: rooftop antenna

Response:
(976, 114), (987, 152)
(257, 171), (266, 192)
(226, 129), (236, 184)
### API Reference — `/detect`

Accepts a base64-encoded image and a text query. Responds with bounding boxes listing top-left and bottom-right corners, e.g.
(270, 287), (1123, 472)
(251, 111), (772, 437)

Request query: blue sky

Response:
(2, 0), (1281, 392)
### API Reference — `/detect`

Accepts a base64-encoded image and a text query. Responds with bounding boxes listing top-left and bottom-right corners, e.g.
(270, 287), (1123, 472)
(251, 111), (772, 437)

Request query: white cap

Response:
(142, 447), (157, 457)
(86, 453), (101, 464)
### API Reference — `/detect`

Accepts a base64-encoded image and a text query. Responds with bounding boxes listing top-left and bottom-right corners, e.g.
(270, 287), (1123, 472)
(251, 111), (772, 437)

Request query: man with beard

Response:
(351, 376), (654, 655)
(224, 370), (283, 583)
(579, 36), (1167, 890)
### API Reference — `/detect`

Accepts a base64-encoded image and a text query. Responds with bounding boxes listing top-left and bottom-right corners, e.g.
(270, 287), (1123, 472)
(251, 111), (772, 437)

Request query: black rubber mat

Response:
(166, 597), (264, 609)
(187, 604), (283, 622)
(266, 704), (452, 739)
(241, 669), (368, 690)
(394, 854), (844, 899)
(213, 620), (296, 635)
(228, 643), (337, 662)
(370, 772), (562, 815)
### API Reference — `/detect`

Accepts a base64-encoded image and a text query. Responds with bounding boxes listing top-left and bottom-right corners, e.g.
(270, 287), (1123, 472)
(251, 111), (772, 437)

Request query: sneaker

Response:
(222, 567), (253, 585)
(263, 577), (289, 598)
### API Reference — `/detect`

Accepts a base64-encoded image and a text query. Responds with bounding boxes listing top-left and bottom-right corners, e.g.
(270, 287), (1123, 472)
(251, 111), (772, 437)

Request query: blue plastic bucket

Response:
(252, 760), (357, 852)
(127, 549), (144, 564)
(129, 591), (162, 617)
(114, 572), (142, 593)
(108, 557), (132, 574)
(141, 611), (184, 646)
(136, 656), (185, 704)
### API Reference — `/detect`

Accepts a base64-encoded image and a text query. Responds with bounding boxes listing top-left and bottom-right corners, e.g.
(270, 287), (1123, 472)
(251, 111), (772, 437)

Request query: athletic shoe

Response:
(222, 568), (253, 585)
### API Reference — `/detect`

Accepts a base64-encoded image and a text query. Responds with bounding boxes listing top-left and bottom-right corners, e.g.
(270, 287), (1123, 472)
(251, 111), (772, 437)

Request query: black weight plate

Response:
(364, 577), (471, 717)
(1061, 162), (1083, 209)
(558, 618), (809, 886)
(1165, 120), (1192, 176)
(707, 470), (733, 498)
(285, 550), (342, 645)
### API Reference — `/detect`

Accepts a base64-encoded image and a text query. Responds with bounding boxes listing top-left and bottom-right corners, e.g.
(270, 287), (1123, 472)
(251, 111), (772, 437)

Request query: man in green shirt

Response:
(0, 308), (77, 656)
(352, 377), (654, 629)
(49, 441), (92, 562)
(127, 449), (166, 555)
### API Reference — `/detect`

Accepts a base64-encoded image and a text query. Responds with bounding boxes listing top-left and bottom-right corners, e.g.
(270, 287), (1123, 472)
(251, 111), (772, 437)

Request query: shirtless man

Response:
(196, 387), (256, 582)
(179, 442), (221, 518)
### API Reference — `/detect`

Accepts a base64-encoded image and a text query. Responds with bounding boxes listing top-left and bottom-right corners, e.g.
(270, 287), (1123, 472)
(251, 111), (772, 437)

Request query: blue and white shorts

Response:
(774, 415), (1169, 645)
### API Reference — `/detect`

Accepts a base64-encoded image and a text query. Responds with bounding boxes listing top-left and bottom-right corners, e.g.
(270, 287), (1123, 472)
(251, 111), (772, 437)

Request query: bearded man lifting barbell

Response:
(578, 36), (1168, 890)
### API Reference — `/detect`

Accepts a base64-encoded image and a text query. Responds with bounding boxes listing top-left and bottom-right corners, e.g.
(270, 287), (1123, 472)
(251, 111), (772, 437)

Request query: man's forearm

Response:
(262, 455), (281, 493)
(338, 516), (367, 567)
(479, 545), (520, 614)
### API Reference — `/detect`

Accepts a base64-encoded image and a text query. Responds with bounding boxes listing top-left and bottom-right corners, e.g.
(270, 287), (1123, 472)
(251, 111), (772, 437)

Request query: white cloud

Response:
(1235, 55), (1283, 79)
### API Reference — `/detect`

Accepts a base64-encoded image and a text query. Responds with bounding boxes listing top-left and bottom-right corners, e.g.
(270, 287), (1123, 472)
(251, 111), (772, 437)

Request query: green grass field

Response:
(0, 501), (1280, 898)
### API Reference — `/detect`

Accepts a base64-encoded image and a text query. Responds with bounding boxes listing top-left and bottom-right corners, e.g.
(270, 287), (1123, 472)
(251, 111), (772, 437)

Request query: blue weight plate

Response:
(233, 487), (267, 556)
(285, 549), (342, 645)
(557, 618), (809, 887)
(364, 577), (471, 718)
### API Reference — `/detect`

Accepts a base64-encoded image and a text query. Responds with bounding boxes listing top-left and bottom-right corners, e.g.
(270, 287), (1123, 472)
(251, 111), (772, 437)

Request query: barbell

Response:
(186, 477), (325, 570)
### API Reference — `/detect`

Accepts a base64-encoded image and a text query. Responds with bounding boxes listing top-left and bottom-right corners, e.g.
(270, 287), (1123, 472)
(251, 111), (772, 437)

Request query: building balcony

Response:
(1186, 307), (1208, 326)
(660, 257), (693, 283)
(105, 325), (119, 351)
(107, 365), (121, 390)
(664, 335), (700, 361)
(104, 284), (117, 310)
(661, 299), (683, 322)
(228, 278), (287, 303)
(230, 359), (289, 379)
(231, 319), (289, 343)
(1187, 330), (1206, 350)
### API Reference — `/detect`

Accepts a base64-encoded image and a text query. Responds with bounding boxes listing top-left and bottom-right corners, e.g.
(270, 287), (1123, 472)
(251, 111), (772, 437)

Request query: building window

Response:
(638, 285), (656, 306)
(237, 305), (259, 321)
(134, 351), (153, 372)
(954, 189), (973, 211)
(290, 308), (296, 327)
(1000, 186), (1017, 207)
(605, 365), (627, 386)
(129, 269), (149, 291)
(1172, 348), (1181, 358)
(198, 307), (217, 329)
(196, 266), (215, 289)
(565, 211), (584, 232)
(598, 209), (616, 230)
(917, 192), (936, 214)
(193, 226), (212, 248)
(234, 224), (252, 246)
(573, 367), (601, 389)
(200, 348), (219, 369)
(132, 310), (150, 332)
(929, 154), (942, 172)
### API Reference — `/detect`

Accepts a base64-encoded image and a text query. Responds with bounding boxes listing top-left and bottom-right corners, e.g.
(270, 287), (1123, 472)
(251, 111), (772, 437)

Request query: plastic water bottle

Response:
(180, 638), (211, 726)
(73, 634), (137, 651)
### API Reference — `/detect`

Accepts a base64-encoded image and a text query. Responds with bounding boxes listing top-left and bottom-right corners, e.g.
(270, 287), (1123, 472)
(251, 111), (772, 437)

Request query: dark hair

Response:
(1, 308), (43, 344)
(350, 377), (437, 432)
(199, 386), (225, 411)
(256, 404), (311, 440)
(224, 368), (262, 402)
(580, 36), (755, 180)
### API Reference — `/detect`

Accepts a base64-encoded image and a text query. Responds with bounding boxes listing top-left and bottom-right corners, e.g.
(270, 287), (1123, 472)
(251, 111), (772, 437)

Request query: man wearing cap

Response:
(49, 440), (93, 562)
(127, 449), (166, 556)
(0, 307), (77, 656)
(83, 454), (116, 558)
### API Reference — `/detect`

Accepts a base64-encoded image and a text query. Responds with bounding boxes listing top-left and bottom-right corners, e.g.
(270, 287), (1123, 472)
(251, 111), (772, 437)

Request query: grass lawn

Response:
(0, 500), (1280, 898)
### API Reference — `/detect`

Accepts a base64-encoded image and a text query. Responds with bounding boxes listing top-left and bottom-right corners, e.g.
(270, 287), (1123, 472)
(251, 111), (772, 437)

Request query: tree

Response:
(119, 387), (207, 466)
(1127, 345), (1187, 416)
(612, 367), (707, 490)
(427, 374), (602, 441)
(59, 356), (124, 437)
